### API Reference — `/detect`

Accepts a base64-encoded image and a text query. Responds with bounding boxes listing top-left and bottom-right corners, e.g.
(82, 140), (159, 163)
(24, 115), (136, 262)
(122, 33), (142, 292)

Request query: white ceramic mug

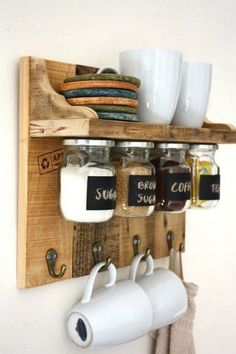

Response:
(172, 61), (212, 128)
(119, 48), (183, 124)
(67, 261), (153, 348)
(97, 66), (119, 74)
(130, 253), (187, 330)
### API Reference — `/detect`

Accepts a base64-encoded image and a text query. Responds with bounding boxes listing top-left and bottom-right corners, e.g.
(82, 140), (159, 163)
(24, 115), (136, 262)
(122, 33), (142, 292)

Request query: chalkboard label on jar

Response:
(86, 176), (116, 210)
(199, 174), (220, 200)
(166, 173), (191, 201)
(128, 175), (156, 206)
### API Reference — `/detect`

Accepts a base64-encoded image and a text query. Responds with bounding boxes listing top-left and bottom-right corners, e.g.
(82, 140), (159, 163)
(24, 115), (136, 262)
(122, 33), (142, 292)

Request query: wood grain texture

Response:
(30, 57), (98, 120)
(18, 57), (74, 288)
(30, 117), (236, 143)
(72, 213), (185, 278)
(153, 212), (186, 258)
(18, 57), (29, 287)
(26, 139), (73, 288)
(203, 118), (235, 131)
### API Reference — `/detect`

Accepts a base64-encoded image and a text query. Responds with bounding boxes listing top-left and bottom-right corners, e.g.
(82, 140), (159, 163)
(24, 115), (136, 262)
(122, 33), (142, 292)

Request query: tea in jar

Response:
(187, 144), (220, 208)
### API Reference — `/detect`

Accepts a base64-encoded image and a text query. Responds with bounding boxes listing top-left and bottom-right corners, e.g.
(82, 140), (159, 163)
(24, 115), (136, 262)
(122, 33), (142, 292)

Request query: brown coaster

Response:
(60, 80), (138, 92)
(67, 97), (138, 107)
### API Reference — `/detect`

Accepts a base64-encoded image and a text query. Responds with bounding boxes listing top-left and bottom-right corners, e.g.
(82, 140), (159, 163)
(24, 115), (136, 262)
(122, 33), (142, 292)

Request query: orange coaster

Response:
(60, 80), (138, 92)
(67, 97), (138, 107)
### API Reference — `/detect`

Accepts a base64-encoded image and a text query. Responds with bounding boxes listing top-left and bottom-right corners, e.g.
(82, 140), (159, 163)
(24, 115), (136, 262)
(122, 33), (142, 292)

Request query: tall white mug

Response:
(130, 253), (187, 330)
(67, 261), (153, 348)
(172, 61), (212, 128)
(119, 48), (183, 124)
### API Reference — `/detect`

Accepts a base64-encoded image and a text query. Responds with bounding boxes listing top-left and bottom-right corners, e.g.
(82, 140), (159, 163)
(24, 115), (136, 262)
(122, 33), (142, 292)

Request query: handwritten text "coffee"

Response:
(171, 181), (191, 193)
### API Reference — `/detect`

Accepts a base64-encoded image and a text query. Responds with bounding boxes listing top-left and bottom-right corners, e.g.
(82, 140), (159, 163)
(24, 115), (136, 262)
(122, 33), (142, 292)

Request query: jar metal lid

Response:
(115, 141), (155, 148)
(189, 144), (218, 151)
(155, 143), (189, 150)
(63, 139), (115, 147)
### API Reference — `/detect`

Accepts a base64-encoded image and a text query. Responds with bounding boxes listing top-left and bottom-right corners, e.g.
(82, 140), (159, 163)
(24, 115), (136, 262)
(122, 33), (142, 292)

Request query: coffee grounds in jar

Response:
(152, 159), (191, 212)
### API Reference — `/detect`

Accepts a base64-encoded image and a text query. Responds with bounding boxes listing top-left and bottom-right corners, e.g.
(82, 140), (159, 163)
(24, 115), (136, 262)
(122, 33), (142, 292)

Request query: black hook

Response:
(46, 249), (67, 278)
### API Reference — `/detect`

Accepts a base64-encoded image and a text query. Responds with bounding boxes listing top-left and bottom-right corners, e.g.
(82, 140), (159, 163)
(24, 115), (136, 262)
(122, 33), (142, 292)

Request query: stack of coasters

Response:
(60, 73), (140, 121)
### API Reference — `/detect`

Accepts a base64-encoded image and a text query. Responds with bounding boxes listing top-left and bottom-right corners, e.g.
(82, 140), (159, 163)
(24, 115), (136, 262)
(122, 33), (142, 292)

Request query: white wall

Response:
(1, 1), (236, 353)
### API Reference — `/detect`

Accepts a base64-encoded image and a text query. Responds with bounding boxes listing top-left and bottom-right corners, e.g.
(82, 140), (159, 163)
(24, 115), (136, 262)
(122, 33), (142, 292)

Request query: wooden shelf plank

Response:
(30, 118), (236, 144)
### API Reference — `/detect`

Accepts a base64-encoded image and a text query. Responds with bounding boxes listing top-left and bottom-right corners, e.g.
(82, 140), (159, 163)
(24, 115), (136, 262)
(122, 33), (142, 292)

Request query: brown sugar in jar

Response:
(112, 141), (156, 217)
(151, 143), (191, 212)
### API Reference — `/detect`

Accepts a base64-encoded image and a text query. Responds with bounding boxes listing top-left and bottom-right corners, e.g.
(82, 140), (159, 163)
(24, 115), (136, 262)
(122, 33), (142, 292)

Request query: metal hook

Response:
(103, 257), (112, 270)
(133, 235), (141, 256)
(92, 242), (102, 265)
(179, 243), (184, 280)
(132, 235), (151, 260)
(46, 249), (67, 279)
(92, 242), (111, 271)
(167, 231), (175, 251)
(142, 248), (151, 260)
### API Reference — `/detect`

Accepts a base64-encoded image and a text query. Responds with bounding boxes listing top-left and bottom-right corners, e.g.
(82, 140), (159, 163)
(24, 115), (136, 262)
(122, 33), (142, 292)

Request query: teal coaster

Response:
(97, 112), (138, 121)
(62, 88), (137, 100)
(81, 104), (136, 114)
(64, 73), (141, 87)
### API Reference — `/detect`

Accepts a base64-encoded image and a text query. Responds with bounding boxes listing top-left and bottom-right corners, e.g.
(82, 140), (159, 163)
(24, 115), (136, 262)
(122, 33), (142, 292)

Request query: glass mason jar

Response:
(152, 143), (191, 212)
(112, 141), (156, 217)
(60, 139), (116, 223)
(187, 144), (220, 208)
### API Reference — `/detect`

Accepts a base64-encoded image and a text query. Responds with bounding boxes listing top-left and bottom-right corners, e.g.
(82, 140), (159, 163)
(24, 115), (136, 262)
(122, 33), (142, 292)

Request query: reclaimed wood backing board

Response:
(73, 213), (186, 278)
(18, 55), (188, 288)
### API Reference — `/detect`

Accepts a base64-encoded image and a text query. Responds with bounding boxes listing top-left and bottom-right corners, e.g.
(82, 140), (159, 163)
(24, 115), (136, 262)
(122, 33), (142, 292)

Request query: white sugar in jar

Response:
(60, 139), (116, 223)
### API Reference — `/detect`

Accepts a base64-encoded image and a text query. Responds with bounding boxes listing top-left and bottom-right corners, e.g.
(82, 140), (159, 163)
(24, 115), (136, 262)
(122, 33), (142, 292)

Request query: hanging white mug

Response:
(130, 253), (187, 330)
(119, 48), (183, 124)
(172, 61), (212, 128)
(67, 261), (153, 348)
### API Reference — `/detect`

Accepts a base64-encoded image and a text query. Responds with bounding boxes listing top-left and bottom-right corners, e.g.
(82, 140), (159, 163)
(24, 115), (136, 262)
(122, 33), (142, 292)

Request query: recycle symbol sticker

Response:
(41, 158), (50, 170)
(37, 149), (64, 175)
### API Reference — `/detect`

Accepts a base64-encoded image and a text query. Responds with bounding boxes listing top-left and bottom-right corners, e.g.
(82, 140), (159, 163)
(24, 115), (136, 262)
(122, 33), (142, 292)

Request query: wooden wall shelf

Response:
(18, 56), (234, 288)
(30, 117), (236, 143)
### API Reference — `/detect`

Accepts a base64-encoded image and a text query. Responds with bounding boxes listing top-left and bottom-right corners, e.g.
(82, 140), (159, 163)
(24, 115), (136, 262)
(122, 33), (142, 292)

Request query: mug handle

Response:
(81, 261), (117, 304)
(130, 253), (154, 282)
(96, 66), (120, 74)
